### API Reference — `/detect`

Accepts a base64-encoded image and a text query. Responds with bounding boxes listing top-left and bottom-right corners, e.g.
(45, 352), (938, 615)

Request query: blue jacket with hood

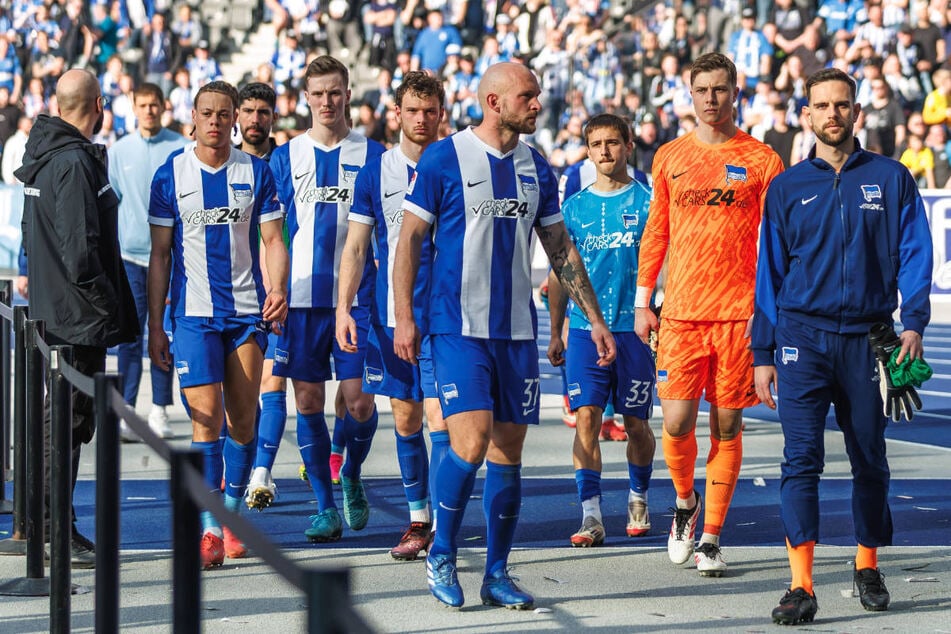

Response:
(751, 141), (933, 366)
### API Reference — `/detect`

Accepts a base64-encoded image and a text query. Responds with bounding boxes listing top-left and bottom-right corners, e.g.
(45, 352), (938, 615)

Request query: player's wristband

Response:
(634, 286), (653, 309)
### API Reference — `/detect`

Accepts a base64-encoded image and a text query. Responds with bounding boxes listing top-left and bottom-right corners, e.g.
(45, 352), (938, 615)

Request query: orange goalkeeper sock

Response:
(662, 427), (697, 503)
(703, 432), (742, 536)
(855, 544), (878, 570)
(786, 538), (815, 595)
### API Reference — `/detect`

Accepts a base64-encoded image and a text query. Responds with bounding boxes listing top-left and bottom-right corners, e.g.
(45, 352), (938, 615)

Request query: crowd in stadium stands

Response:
(2, 0), (951, 187)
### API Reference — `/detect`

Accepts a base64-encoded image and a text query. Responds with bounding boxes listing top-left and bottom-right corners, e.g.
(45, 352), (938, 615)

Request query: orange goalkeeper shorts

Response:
(655, 318), (758, 409)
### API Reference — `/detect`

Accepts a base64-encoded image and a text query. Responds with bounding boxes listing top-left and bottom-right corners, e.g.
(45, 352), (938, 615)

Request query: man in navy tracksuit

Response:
(751, 68), (933, 625)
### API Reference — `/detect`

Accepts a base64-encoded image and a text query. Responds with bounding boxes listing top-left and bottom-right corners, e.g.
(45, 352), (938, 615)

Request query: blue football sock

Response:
(254, 390), (287, 470)
(428, 430), (450, 516)
(296, 412), (335, 511)
(430, 448), (480, 558)
(193, 440), (223, 534)
(627, 461), (653, 495)
(223, 494), (242, 513)
(395, 428), (429, 518)
(330, 416), (345, 455)
(223, 436), (254, 501)
(484, 461), (521, 578)
(341, 409), (378, 480)
(575, 468), (602, 502)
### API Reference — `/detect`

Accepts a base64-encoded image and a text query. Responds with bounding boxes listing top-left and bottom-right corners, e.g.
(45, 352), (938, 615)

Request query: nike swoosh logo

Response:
(580, 220), (597, 229)
(263, 443), (279, 450)
(294, 171), (310, 180)
(711, 480), (731, 486)
(384, 190), (402, 198)
(467, 179), (487, 187)
(178, 190), (197, 199)
(439, 502), (462, 512)
(801, 195), (818, 205)
(522, 407), (535, 417)
(672, 170), (689, 179)
(498, 513), (519, 520)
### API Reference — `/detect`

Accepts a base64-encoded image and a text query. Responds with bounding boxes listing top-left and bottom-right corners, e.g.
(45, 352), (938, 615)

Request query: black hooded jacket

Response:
(15, 114), (137, 348)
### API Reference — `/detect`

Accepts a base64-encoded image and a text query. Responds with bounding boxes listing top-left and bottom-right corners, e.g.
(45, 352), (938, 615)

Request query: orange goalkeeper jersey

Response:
(637, 130), (784, 321)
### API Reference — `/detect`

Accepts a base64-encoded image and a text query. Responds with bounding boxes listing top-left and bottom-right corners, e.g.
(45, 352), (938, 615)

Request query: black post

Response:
(305, 569), (356, 634)
(24, 318), (45, 580)
(0, 305), (27, 554)
(171, 450), (202, 634)
(12, 305), (27, 539)
(95, 373), (121, 634)
(49, 346), (72, 634)
(0, 279), (12, 514)
(0, 316), (50, 596)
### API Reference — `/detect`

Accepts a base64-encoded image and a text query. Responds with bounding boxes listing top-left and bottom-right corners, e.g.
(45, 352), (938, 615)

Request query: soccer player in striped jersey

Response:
(269, 55), (386, 542)
(546, 113), (657, 549)
(634, 52), (785, 576)
(393, 62), (615, 610)
(147, 81), (289, 570)
(336, 71), (447, 561)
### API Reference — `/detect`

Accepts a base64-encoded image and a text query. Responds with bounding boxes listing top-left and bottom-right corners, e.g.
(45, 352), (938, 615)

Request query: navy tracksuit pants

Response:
(774, 316), (893, 548)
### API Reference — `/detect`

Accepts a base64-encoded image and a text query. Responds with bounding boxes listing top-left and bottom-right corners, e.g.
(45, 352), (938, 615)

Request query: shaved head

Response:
(56, 69), (100, 116)
(478, 62), (534, 107)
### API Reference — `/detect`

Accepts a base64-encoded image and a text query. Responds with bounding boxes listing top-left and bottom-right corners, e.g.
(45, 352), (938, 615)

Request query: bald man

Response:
(393, 62), (615, 610)
(16, 69), (137, 569)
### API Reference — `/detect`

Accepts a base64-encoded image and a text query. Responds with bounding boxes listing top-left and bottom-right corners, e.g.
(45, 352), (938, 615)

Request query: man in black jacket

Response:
(16, 68), (137, 568)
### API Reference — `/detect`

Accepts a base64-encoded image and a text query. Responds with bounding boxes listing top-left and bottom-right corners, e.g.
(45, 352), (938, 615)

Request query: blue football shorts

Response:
(363, 323), (424, 401)
(170, 315), (268, 389)
(272, 306), (369, 382)
(418, 335), (438, 400)
(565, 329), (655, 419)
(430, 334), (540, 424)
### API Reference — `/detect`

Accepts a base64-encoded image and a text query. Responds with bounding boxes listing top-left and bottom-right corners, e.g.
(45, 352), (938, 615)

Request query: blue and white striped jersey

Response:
(148, 144), (282, 318)
(403, 128), (562, 340)
(270, 131), (385, 309)
(561, 181), (652, 332)
(349, 146), (432, 331)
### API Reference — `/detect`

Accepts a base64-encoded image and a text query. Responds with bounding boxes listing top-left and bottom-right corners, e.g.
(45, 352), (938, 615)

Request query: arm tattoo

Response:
(539, 221), (603, 323)
(555, 258), (602, 324)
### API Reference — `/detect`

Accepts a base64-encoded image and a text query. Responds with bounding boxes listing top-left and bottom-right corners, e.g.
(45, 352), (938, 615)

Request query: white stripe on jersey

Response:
(380, 148), (414, 327)
(286, 131), (371, 308)
(578, 160), (598, 190)
(452, 131), (541, 339)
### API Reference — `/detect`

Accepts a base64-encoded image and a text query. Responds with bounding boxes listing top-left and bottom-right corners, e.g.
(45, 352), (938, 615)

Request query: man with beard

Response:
(108, 83), (186, 441)
(16, 68), (137, 568)
(236, 82), (278, 159)
(753, 68), (932, 624)
(235, 81), (291, 512)
(393, 62), (615, 610)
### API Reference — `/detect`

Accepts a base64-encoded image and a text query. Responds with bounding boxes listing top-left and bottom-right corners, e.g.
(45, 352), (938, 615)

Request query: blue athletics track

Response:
(2, 316), (950, 550)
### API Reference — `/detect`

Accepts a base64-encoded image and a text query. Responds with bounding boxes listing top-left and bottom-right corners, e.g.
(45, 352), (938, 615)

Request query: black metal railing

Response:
(0, 279), (370, 633)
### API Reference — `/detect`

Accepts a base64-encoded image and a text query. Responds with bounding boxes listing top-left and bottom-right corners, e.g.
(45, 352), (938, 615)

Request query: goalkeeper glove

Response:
(868, 323), (923, 422)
